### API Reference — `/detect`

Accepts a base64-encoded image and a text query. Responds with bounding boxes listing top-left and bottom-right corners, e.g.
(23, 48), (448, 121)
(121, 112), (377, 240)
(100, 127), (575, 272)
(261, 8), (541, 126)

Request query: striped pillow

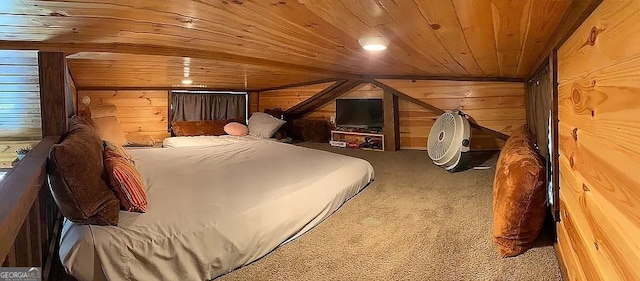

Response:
(103, 145), (147, 212)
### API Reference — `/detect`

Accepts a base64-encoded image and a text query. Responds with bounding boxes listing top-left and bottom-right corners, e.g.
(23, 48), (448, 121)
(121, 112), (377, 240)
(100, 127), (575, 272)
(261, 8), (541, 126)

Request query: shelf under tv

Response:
(330, 130), (384, 152)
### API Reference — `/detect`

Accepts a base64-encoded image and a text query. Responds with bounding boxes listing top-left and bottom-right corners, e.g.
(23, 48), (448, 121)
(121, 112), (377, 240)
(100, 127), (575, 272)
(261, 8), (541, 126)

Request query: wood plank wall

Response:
(259, 82), (383, 120)
(77, 90), (170, 142)
(379, 80), (524, 150)
(257, 82), (335, 111)
(0, 50), (41, 168)
(305, 83), (383, 120)
(556, 0), (640, 280)
(259, 80), (524, 151)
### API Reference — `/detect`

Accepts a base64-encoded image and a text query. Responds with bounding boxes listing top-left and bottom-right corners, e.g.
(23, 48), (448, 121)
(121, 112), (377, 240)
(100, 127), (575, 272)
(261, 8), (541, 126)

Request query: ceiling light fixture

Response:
(182, 57), (193, 85)
(358, 36), (389, 51)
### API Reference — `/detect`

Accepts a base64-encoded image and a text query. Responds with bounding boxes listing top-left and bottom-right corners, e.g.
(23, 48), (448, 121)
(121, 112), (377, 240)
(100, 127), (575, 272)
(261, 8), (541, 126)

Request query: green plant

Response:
(16, 146), (32, 155)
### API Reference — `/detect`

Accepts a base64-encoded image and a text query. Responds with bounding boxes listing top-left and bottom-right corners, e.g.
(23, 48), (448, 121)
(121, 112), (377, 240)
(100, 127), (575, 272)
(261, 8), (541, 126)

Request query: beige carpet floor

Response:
(216, 143), (561, 281)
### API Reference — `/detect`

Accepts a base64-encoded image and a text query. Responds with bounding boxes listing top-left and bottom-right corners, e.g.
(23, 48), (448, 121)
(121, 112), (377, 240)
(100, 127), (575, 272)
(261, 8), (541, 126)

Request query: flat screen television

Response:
(335, 99), (383, 129)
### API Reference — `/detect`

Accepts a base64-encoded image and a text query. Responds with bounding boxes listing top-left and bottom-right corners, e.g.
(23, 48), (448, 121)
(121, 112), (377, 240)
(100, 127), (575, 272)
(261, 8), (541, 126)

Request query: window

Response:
(170, 91), (248, 124)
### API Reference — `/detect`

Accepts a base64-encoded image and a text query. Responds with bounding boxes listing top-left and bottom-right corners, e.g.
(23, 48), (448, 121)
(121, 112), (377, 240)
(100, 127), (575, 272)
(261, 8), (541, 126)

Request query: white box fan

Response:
(427, 110), (471, 172)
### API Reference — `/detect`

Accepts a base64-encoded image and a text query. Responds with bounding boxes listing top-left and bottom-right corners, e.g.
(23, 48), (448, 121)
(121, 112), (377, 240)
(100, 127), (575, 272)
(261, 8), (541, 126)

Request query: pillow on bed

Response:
(103, 141), (134, 164)
(263, 108), (288, 140)
(89, 105), (118, 119)
(224, 122), (249, 136)
(104, 142), (147, 213)
(47, 119), (120, 226)
(92, 116), (128, 147)
(172, 119), (238, 137)
(126, 133), (155, 147)
(248, 112), (286, 138)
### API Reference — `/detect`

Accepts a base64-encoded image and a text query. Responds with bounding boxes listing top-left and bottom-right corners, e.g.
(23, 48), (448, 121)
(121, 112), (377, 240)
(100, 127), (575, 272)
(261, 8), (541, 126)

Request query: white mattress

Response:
(59, 140), (374, 281)
(162, 135), (263, 148)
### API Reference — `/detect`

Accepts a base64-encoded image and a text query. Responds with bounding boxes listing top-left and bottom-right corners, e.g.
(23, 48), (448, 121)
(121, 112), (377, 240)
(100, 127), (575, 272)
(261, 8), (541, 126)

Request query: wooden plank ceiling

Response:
(0, 0), (572, 90)
(66, 52), (334, 89)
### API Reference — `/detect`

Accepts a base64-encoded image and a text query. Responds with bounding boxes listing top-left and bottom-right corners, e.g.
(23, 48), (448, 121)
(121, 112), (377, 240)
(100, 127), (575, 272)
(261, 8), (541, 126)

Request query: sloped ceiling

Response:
(0, 0), (572, 89)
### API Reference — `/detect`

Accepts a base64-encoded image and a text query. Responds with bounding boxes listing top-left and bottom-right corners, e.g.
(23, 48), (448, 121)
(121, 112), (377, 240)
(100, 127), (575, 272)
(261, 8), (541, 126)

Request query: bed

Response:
(59, 139), (374, 281)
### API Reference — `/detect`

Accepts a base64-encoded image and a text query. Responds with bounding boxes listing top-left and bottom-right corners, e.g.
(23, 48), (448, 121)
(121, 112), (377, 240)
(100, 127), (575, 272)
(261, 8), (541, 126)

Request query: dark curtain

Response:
(172, 93), (246, 121)
(526, 65), (553, 209)
(526, 66), (551, 159)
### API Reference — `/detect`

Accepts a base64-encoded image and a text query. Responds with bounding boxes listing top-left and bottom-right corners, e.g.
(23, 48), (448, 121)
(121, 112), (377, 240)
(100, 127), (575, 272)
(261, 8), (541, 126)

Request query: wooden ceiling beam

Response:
(75, 86), (253, 92)
(285, 80), (363, 118)
(0, 41), (358, 79)
(361, 75), (524, 83)
(258, 78), (340, 92)
(260, 75), (524, 93)
(528, 0), (602, 79)
(370, 79), (508, 140)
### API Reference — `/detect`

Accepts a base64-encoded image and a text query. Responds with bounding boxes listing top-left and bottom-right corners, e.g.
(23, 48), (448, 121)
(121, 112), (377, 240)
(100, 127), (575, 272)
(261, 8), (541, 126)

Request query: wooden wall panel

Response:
(259, 82), (382, 121)
(557, 219), (588, 281)
(260, 80), (521, 151)
(379, 79), (524, 150)
(557, 0), (640, 280)
(78, 90), (170, 142)
(258, 82), (335, 112)
(304, 84), (383, 121)
(397, 99), (506, 151)
(0, 50), (41, 167)
(0, 51), (41, 140)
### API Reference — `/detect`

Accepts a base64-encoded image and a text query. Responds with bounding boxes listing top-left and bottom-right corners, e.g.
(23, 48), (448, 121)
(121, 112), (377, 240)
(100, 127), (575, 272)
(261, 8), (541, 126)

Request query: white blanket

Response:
(162, 135), (262, 148)
(59, 140), (374, 281)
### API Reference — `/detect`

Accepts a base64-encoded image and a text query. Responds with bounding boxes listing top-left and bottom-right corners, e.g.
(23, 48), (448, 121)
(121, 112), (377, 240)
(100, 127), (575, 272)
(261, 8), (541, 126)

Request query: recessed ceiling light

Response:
(358, 36), (389, 51)
(181, 78), (193, 85)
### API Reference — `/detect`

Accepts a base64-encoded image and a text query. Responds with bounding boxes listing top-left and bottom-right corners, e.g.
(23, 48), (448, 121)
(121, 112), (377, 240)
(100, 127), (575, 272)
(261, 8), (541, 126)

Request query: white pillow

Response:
(248, 112), (286, 138)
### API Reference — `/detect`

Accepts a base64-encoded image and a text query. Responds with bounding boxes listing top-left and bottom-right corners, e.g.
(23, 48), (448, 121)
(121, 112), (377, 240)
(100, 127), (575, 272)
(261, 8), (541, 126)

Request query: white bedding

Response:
(59, 139), (374, 281)
(162, 135), (264, 148)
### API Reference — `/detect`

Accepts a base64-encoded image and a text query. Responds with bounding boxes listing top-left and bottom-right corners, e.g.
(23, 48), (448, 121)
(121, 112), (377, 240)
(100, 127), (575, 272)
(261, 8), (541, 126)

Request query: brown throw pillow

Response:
(171, 119), (239, 136)
(46, 120), (120, 226)
(492, 126), (546, 257)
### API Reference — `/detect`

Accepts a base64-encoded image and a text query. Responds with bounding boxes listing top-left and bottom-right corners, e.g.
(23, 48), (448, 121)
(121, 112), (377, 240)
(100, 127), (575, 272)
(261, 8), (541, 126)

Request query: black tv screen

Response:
(335, 99), (383, 129)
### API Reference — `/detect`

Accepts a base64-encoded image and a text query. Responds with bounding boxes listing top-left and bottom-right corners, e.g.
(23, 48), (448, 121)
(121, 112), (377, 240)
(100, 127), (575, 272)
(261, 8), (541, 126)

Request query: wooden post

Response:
(383, 90), (400, 151)
(249, 91), (260, 115)
(37, 52), (67, 278)
(38, 52), (68, 136)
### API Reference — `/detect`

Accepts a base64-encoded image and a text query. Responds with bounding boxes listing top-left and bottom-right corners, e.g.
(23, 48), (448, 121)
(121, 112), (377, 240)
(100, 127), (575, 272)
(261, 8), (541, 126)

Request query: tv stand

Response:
(330, 129), (384, 151)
